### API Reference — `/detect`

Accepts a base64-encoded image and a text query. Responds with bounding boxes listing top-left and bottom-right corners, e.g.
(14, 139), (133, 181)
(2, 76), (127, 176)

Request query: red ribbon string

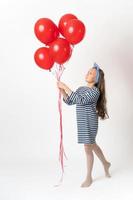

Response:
(55, 64), (68, 184)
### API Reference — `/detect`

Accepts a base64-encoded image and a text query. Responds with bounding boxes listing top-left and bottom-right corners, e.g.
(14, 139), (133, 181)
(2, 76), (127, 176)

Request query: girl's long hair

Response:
(93, 67), (109, 120)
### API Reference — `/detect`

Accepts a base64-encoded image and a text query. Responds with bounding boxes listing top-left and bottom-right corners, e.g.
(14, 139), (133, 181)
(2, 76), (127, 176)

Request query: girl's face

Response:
(85, 67), (97, 83)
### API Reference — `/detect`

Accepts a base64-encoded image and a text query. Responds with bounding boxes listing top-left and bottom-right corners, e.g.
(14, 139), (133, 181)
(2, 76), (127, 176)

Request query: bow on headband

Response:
(93, 62), (100, 84)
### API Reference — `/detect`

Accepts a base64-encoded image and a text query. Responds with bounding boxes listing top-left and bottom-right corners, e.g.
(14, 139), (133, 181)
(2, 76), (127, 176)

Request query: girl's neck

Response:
(87, 82), (95, 88)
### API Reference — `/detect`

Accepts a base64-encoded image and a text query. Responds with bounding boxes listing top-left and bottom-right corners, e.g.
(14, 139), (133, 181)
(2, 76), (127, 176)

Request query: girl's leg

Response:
(81, 144), (94, 187)
(93, 143), (111, 177)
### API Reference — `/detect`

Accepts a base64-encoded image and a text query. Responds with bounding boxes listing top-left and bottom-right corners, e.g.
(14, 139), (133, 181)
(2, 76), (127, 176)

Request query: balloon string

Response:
(53, 64), (68, 186)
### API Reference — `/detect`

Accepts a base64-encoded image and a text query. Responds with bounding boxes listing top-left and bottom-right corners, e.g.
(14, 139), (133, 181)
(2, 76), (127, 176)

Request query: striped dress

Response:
(63, 86), (100, 144)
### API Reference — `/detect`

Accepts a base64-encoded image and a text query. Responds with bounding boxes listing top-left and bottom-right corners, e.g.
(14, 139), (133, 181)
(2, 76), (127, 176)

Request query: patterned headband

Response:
(93, 62), (100, 84)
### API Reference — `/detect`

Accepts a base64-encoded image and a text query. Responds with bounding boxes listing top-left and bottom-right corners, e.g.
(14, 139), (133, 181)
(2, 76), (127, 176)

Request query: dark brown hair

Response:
(93, 67), (109, 120)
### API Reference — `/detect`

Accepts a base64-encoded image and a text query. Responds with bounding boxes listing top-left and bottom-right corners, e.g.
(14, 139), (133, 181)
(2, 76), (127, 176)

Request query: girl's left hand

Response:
(57, 81), (67, 90)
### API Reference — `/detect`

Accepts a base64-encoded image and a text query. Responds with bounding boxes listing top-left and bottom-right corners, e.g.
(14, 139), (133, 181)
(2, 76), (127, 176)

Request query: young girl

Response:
(57, 63), (111, 187)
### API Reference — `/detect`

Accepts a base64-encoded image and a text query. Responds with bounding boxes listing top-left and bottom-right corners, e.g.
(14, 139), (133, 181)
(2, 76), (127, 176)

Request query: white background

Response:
(0, 0), (133, 199)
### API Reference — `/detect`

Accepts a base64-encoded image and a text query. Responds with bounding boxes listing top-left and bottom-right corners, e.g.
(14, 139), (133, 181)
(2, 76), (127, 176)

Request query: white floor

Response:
(0, 157), (133, 200)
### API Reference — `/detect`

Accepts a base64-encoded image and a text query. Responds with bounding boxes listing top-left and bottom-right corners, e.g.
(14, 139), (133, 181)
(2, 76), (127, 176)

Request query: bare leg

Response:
(93, 143), (111, 177)
(81, 144), (94, 187)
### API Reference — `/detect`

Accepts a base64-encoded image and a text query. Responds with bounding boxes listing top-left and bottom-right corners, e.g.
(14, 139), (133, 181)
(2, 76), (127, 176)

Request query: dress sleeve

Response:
(63, 87), (100, 105)
(63, 93), (76, 105)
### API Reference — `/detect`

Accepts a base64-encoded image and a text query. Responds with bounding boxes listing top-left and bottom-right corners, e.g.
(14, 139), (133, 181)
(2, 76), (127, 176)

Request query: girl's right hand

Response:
(59, 88), (65, 93)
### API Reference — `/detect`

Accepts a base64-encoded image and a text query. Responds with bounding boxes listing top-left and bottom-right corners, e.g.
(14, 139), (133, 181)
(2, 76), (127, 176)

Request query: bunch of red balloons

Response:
(34, 13), (86, 70)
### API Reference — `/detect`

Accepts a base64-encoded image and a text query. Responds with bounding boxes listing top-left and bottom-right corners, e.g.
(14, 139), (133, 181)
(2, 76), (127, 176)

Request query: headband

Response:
(93, 62), (100, 83)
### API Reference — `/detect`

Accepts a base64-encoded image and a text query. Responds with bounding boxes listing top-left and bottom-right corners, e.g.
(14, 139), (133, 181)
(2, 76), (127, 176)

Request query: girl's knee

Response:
(84, 144), (94, 153)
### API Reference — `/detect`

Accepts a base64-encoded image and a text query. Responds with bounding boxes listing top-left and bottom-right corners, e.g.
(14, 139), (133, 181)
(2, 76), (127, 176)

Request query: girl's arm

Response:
(60, 88), (68, 100)
(57, 81), (72, 97)
(60, 88), (76, 105)
(59, 83), (100, 105)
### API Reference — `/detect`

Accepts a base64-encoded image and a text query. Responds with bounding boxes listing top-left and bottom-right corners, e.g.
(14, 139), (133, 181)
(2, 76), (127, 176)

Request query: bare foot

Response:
(81, 177), (93, 187)
(104, 162), (111, 177)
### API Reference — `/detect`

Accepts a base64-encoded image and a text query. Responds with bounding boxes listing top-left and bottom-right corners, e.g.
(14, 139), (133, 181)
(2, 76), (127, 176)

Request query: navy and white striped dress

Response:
(63, 86), (100, 144)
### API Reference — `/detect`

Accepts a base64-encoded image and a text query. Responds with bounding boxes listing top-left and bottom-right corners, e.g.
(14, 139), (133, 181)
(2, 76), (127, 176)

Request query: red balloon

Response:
(58, 14), (77, 36)
(49, 38), (72, 64)
(64, 19), (86, 45)
(34, 47), (54, 70)
(34, 18), (59, 45)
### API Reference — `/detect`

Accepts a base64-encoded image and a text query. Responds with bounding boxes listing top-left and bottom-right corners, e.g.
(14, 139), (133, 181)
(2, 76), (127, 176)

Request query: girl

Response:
(57, 63), (111, 187)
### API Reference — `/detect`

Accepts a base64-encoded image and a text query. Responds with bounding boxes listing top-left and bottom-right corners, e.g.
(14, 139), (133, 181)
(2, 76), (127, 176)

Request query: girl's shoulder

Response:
(76, 86), (88, 92)
(77, 86), (100, 93)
